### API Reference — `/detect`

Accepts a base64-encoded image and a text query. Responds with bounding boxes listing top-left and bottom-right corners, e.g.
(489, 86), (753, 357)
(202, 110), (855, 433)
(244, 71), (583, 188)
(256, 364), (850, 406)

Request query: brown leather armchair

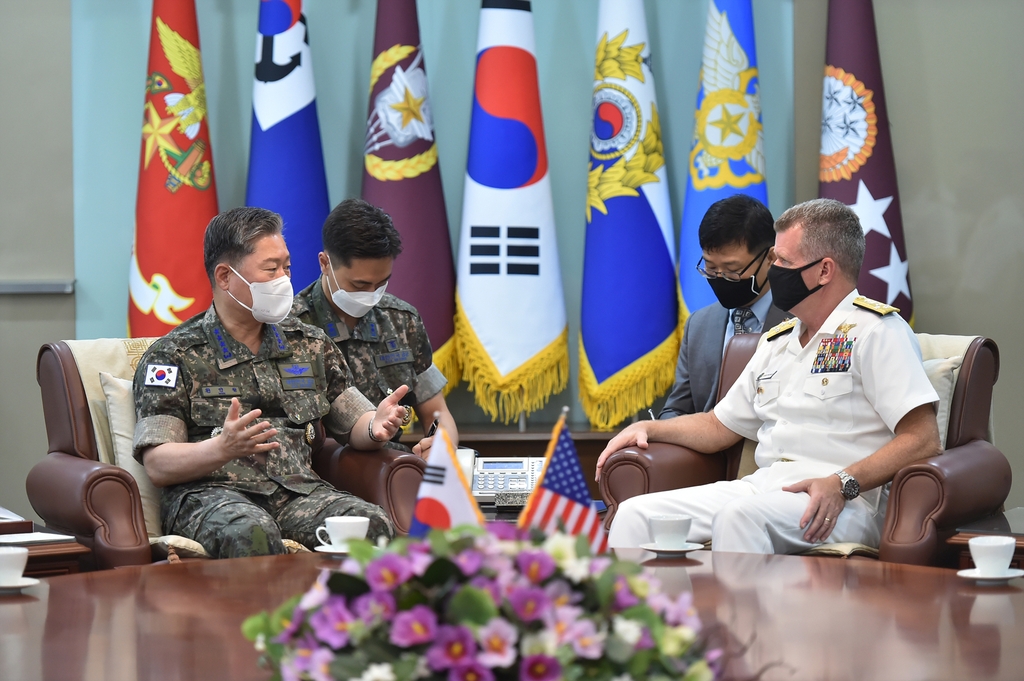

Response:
(26, 340), (425, 570)
(599, 332), (1011, 567)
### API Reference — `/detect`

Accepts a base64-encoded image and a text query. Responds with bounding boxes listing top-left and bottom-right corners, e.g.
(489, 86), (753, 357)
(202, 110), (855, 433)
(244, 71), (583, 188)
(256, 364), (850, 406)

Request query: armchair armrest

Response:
(880, 440), (1012, 566)
(311, 439), (426, 536)
(599, 442), (727, 529)
(25, 452), (151, 569)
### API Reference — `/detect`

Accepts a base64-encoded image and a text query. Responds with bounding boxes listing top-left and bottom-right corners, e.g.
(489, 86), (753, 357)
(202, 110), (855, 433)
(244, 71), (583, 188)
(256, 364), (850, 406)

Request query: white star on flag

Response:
(849, 179), (893, 239)
(868, 241), (911, 304)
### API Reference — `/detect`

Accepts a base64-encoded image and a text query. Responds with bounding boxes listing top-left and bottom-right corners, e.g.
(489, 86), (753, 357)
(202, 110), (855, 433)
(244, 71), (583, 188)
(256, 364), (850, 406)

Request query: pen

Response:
(426, 418), (439, 437)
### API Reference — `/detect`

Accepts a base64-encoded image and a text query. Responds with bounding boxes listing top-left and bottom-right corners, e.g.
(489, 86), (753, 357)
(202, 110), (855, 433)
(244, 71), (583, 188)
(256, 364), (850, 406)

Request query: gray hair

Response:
(203, 207), (283, 283)
(775, 199), (864, 282)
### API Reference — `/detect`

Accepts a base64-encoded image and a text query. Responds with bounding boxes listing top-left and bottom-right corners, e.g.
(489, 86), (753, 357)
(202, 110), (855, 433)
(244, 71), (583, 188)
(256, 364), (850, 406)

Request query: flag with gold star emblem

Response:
(361, 0), (459, 388)
(129, 0), (218, 337)
(819, 0), (913, 322)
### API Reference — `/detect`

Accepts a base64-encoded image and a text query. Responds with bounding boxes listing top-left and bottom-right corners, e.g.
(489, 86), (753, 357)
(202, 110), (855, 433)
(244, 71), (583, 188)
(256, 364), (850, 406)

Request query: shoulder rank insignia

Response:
(765, 318), (797, 341)
(853, 296), (899, 316)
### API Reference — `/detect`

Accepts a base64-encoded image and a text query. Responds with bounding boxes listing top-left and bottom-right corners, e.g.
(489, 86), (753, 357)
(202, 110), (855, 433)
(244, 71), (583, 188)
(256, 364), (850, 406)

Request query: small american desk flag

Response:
(518, 413), (608, 553)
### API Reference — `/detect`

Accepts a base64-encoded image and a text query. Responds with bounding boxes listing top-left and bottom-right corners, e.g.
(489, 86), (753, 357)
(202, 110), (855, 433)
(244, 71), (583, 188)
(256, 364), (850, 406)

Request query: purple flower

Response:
(569, 619), (604, 659)
(469, 576), (502, 605)
(520, 654), (561, 681)
(650, 591), (702, 632)
(455, 549), (484, 576)
(309, 595), (356, 648)
(477, 618), (518, 668)
(354, 591), (397, 624)
(516, 551), (556, 584)
(543, 579), (582, 607)
(366, 554), (413, 592)
(389, 605), (438, 647)
(707, 647), (725, 677)
(273, 604), (304, 644)
(307, 646), (335, 681)
(508, 586), (549, 622)
(449, 661), (495, 681)
(407, 542), (435, 576)
(281, 633), (320, 681)
(589, 556), (613, 576)
(486, 522), (527, 541)
(299, 569), (332, 610)
(542, 605), (582, 645)
(426, 625), (477, 670)
(612, 575), (639, 611)
(636, 627), (655, 651)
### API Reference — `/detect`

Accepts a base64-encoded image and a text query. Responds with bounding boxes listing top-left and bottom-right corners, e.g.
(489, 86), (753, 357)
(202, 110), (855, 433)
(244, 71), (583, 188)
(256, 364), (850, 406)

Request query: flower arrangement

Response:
(243, 524), (722, 681)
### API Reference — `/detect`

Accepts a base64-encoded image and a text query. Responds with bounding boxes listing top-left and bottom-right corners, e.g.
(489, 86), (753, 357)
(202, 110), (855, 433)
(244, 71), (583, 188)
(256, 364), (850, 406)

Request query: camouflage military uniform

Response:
(132, 305), (396, 558)
(292, 281), (447, 448)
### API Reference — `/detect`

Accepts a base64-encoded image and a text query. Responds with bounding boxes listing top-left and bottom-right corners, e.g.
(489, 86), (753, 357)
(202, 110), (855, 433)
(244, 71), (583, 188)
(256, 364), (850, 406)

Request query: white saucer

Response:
(0, 577), (40, 594)
(957, 568), (1024, 586)
(314, 545), (349, 556)
(639, 542), (704, 558)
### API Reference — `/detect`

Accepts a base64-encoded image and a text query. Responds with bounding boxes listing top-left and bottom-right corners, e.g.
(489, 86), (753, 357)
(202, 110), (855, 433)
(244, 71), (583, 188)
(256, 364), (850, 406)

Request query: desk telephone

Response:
(471, 456), (546, 505)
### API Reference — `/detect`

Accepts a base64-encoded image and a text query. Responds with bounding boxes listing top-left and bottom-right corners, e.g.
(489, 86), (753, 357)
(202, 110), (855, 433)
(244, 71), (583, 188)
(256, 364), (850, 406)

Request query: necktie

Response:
(732, 307), (755, 335)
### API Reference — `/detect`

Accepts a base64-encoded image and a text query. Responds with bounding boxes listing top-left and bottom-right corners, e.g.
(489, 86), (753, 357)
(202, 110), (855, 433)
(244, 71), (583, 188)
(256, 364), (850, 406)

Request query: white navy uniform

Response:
(608, 290), (939, 554)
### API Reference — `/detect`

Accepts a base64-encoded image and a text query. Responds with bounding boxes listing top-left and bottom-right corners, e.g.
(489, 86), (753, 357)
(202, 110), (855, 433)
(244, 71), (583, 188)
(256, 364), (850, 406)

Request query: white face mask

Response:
(227, 266), (293, 324)
(324, 255), (387, 318)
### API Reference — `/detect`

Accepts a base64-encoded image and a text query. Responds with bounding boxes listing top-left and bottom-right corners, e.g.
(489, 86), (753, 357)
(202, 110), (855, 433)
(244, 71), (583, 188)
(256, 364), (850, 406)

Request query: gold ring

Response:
(825, 517), (831, 523)
(401, 406), (412, 426)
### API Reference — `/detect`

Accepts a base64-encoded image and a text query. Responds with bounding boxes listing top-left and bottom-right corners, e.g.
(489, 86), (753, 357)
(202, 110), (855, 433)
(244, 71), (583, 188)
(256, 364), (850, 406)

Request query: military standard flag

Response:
(362, 0), (459, 387)
(129, 0), (218, 336)
(819, 0), (913, 322)
(245, 0), (330, 291)
(518, 412), (608, 554)
(408, 426), (485, 538)
(455, 0), (568, 423)
(678, 0), (769, 315)
(580, 0), (680, 431)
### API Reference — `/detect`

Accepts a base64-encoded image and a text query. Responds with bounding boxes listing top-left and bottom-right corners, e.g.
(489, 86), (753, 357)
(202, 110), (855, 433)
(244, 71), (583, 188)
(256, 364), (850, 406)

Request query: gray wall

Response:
(0, 0), (75, 520)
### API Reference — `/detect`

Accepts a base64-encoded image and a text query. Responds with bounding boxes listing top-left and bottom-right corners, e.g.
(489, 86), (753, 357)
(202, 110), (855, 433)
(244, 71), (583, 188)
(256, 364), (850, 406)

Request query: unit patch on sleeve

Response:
(145, 364), (179, 388)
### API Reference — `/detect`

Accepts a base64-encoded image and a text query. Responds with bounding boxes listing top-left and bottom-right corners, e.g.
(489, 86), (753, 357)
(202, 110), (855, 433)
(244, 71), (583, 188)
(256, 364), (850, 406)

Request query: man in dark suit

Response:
(660, 195), (789, 418)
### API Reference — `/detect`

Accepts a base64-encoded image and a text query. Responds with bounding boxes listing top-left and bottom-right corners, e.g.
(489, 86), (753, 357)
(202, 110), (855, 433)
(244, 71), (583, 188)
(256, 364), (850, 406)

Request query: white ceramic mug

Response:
(0, 547), (29, 584)
(315, 516), (370, 551)
(968, 535), (1016, 577)
(649, 515), (693, 550)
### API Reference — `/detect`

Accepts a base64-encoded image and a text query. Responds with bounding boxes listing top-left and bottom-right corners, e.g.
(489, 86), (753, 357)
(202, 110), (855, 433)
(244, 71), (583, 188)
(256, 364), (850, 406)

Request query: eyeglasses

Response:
(696, 246), (770, 282)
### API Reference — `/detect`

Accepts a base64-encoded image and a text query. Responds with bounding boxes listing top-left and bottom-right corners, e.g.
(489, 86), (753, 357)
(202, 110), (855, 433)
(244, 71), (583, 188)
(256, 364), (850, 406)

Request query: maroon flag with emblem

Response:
(818, 0), (913, 322)
(361, 0), (459, 387)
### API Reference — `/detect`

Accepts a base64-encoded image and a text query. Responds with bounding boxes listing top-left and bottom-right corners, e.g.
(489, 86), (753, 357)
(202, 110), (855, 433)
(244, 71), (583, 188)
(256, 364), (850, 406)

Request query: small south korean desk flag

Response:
(408, 427), (485, 538)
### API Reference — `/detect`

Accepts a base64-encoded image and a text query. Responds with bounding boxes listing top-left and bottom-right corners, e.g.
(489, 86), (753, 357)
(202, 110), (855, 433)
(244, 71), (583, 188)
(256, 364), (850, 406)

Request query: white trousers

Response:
(607, 461), (886, 554)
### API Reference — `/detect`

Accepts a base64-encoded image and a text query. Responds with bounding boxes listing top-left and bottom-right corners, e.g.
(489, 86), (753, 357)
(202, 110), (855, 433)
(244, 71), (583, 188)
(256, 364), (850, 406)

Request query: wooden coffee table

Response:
(1, 550), (1022, 680)
(24, 540), (92, 578)
(947, 507), (1024, 570)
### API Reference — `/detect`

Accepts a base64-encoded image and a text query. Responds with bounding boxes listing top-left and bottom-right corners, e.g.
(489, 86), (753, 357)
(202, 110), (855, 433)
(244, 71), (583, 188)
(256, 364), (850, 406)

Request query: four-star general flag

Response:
(408, 426), (485, 538)
(518, 412), (608, 554)
(580, 0), (680, 431)
(129, 0), (218, 336)
(455, 0), (568, 423)
(678, 0), (769, 315)
(819, 0), (913, 322)
(362, 0), (459, 387)
(245, 0), (330, 291)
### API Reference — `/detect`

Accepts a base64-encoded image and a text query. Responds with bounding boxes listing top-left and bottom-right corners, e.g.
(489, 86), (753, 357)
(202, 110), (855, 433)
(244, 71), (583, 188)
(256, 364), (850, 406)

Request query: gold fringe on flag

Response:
(455, 294), (569, 423)
(431, 332), (462, 396)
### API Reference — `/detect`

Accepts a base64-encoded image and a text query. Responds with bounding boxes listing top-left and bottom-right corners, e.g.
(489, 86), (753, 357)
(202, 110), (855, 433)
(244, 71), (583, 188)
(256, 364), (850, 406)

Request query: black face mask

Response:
(767, 259), (825, 311)
(707, 274), (764, 309)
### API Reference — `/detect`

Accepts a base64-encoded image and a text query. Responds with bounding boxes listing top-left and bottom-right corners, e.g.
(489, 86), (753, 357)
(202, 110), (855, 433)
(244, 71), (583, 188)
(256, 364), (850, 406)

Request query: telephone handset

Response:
(471, 456), (546, 504)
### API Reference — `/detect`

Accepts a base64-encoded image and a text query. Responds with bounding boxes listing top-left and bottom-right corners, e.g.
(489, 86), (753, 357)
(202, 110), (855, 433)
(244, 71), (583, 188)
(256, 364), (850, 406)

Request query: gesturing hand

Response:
(595, 423), (651, 481)
(217, 397), (279, 461)
(372, 384), (410, 443)
(783, 475), (846, 543)
(412, 436), (432, 460)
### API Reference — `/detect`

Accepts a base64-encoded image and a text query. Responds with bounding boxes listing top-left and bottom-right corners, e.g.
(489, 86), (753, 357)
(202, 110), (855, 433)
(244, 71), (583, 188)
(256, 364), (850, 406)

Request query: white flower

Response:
(612, 616), (643, 646)
(561, 557), (590, 584)
(254, 633), (266, 652)
(542, 533), (577, 568)
(659, 625), (697, 658)
(611, 675), (633, 681)
(520, 629), (558, 657)
(411, 657), (431, 680)
(359, 662), (396, 681)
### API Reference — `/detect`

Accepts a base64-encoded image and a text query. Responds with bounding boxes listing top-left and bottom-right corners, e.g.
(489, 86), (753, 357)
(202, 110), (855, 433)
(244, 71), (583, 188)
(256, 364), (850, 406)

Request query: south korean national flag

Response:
(145, 364), (179, 388)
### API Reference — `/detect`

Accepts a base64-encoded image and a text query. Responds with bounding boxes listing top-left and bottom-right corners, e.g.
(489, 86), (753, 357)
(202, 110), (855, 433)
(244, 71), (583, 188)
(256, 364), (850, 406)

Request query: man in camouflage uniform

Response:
(292, 199), (457, 457)
(133, 207), (410, 559)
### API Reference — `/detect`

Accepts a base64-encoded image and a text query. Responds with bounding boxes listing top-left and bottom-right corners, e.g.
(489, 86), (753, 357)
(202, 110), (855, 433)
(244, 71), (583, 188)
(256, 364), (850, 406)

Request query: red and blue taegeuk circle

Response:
(258, 0), (302, 36)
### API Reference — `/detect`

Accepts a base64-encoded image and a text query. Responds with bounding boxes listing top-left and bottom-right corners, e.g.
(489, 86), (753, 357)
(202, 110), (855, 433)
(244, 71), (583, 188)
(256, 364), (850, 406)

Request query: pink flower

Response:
(426, 625), (477, 670)
(589, 556), (613, 576)
(569, 619), (604, 659)
(389, 605), (438, 647)
(516, 551), (556, 584)
(455, 549), (484, 577)
(543, 579), (582, 607)
(366, 554), (413, 592)
(299, 569), (332, 610)
(520, 654), (560, 681)
(450, 661), (495, 681)
(542, 605), (582, 645)
(309, 596), (355, 649)
(354, 591), (397, 624)
(649, 591), (702, 632)
(508, 586), (549, 622)
(476, 618), (518, 668)
(407, 542), (435, 576)
(486, 522), (527, 541)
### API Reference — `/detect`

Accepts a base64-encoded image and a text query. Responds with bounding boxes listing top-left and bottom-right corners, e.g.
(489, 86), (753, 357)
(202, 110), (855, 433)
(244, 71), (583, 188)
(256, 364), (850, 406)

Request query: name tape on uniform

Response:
(145, 364), (179, 388)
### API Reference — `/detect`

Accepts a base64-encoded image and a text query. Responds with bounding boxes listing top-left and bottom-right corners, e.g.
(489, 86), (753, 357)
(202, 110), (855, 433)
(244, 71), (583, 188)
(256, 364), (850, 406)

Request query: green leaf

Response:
(446, 585), (498, 625)
(682, 660), (714, 681)
(449, 535), (477, 555)
(327, 572), (371, 599)
(396, 587), (430, 610)
(628, 649), (654, 677)
(269, 595), (302, 636)
(329, 651), (369, 680)
(241, 612), (270, 642)
(428, 528), (451, 557)
(575, 533), (592, 558)
(621, 604), (664, 640)
(604, 635), (634, 664)
(347, 538), (377, 563)
(392, 654), (421, 681)
(420, 557), (461, 588)
(595, 569), (617, 611)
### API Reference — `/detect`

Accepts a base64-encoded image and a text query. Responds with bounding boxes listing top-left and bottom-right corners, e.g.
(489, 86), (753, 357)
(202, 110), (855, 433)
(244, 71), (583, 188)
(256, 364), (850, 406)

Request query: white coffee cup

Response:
(968, 535), (1016, 577)
(0, 547), (29, 584)
(316, 516), (370, 551)
(649, 515), (692, 550)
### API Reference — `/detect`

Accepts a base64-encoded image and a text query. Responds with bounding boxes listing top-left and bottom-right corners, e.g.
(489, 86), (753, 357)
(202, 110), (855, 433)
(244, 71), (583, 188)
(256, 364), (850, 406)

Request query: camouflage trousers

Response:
(167, 484), (395, 559)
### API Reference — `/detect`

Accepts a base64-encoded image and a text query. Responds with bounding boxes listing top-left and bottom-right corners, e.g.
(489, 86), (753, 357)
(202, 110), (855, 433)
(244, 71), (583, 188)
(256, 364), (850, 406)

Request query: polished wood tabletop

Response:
(0, 550), (1021, 680)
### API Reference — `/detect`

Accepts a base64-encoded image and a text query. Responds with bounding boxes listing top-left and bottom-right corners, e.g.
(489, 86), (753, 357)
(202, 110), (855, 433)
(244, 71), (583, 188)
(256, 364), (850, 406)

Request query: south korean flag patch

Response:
(145, 364), (179, 388)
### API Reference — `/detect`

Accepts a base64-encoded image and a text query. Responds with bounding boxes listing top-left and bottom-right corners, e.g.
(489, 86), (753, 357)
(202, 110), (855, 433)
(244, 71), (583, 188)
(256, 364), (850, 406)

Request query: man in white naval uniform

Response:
(597, 199), (942, 554)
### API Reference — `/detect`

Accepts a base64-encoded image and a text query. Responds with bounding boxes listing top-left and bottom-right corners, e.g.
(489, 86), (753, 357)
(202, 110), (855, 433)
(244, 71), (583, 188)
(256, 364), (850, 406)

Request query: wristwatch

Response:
(834, 470), (860, 500)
